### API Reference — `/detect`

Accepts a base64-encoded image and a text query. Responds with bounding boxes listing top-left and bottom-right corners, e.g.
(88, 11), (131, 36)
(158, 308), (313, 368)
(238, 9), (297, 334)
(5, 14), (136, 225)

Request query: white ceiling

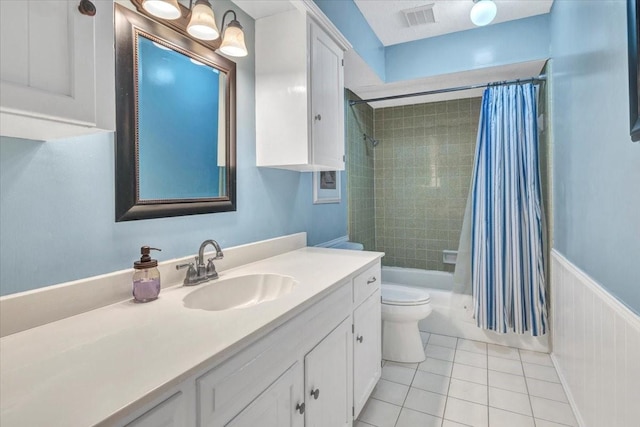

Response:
(231, 0), (295, 20)
(354, 0), (553, 46)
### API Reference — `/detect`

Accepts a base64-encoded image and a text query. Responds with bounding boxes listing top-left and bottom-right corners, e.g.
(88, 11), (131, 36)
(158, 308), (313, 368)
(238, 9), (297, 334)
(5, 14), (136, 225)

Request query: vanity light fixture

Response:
(187, 0), (219, 40)
(140, 0), (247, 56)
(218, 10), (247, 57)
(470, 0), (497, 27)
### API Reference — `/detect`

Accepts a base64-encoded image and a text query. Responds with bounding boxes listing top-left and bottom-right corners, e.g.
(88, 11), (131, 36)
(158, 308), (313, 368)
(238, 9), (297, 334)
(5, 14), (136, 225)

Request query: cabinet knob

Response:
(310, 388), (320, 399)
(78, 0), (96, 16)
(367, 277), (377, 284)
(296, 402), (305, 414)
(357, 335), (364, 343)
(314, 114), (322, 121)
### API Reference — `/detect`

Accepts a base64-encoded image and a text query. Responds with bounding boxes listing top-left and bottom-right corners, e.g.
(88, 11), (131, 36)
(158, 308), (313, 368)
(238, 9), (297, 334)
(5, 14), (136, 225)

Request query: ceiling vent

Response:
(402, 3), (437, 27)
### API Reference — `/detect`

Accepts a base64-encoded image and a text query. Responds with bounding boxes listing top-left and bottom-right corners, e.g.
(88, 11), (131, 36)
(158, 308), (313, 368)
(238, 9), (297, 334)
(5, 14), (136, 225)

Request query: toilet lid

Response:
(382, 284), (431, 306)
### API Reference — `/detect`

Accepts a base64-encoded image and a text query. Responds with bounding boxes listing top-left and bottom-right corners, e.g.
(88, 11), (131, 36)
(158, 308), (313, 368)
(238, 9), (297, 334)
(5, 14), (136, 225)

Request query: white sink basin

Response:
(183, 274), (298, 311)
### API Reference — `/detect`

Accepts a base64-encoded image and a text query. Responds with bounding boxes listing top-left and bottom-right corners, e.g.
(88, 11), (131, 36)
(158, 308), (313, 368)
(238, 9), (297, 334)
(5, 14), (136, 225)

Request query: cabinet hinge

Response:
(343, 154), (346, 162)
(352, 324), (354, 334)
(352, 406), (355, 416)
(342, 59), (344, 66)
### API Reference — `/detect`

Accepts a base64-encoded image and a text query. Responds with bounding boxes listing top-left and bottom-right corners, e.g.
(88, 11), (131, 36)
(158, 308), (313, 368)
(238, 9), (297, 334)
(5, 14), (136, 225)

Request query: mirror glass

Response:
(137, 35), (227, 200)
(114, 4), (236, 221)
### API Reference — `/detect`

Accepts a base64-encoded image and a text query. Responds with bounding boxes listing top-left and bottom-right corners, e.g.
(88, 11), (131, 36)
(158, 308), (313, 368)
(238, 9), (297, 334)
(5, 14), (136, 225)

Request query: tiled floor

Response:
(356, 333), (578, 427)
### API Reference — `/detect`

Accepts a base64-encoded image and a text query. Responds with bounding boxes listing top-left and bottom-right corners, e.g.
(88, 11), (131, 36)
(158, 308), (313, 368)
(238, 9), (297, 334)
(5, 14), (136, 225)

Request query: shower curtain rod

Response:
(348, 74), (547, 106)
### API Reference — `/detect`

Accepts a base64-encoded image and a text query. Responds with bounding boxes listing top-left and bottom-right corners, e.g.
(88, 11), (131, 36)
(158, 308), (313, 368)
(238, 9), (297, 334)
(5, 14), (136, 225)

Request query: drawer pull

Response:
(296, 402), (305, 414)
(356, 335), (364, 343)
(310, 388), (320, 399)
(367, 277), (377, 284)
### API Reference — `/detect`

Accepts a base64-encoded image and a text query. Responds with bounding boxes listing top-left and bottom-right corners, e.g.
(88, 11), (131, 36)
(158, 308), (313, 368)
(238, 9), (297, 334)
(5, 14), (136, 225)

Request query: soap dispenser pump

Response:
(133, 246), (161, 303)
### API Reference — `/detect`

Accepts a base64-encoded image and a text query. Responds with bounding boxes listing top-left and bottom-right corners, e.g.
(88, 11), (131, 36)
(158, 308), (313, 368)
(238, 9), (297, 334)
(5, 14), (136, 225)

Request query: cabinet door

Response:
(1, 1), (94, 123)
(353, 290), (382, 418)
(304, 316), (352, 427)
(0, 0), (114, 139)
(309, 19), (345, 171)
(226, 363), (303, 427)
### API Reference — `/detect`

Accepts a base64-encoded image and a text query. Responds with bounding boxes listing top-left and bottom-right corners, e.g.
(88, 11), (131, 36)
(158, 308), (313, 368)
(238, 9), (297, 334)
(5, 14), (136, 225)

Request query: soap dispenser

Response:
(133, 246), (161, 303)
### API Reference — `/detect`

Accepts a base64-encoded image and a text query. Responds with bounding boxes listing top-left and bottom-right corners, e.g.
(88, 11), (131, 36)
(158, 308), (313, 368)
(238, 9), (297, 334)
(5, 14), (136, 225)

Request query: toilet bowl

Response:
(382, 284), (433, 363)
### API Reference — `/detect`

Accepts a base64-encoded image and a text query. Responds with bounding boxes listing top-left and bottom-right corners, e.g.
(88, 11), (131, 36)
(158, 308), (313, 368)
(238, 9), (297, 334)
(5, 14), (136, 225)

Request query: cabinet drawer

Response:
(353, 263), (380, 307)
(126, 391), (187, 427)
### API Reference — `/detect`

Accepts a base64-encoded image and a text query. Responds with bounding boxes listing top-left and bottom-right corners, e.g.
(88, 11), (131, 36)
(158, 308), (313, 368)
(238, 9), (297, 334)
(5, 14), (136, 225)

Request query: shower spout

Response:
(363, 133), (379, 147)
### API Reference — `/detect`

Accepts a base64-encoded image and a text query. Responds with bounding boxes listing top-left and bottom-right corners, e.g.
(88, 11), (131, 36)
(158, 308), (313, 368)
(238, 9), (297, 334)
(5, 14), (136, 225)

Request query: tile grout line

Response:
(392, 334), (429, 427)
(439, 336), (458, 427)
(367, 340), (564, 427)
(486, 342), (490, 427)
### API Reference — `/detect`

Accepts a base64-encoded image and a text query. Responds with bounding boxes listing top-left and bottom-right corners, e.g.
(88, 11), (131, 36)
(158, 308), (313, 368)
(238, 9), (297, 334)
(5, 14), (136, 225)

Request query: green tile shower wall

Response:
(373, 98), (481, 271)
(346, 90), (375, 251)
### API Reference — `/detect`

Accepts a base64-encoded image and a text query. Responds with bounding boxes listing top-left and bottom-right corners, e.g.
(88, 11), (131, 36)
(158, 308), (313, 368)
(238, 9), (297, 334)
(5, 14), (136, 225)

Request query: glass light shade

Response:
(470, 0), (497, 26)
(219, 22), (247, 57)
(142, 0), (181, 20)
(187, 1), (220, 41)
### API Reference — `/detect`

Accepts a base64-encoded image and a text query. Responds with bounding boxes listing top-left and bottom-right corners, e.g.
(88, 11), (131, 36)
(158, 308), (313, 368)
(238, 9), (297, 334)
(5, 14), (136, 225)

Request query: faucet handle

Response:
(206, 258), (219, 279)
(176, 262), (198, 285)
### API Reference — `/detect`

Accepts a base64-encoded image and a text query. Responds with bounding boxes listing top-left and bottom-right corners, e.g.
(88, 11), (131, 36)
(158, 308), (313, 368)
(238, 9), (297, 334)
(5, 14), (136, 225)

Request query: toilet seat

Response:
(382, 284), (431, 306)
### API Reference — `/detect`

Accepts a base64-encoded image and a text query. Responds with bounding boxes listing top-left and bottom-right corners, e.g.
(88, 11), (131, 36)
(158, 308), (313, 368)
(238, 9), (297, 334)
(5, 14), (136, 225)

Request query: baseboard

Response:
(550, 352), (586, 427)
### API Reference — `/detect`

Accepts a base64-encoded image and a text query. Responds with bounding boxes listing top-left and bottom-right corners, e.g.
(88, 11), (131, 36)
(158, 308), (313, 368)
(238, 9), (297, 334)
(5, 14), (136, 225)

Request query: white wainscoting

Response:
(551, 250), (640, 427)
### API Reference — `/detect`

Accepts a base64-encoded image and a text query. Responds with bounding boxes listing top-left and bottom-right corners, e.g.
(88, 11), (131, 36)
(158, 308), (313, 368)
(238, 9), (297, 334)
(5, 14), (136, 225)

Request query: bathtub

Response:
(382, 266), (549, 352)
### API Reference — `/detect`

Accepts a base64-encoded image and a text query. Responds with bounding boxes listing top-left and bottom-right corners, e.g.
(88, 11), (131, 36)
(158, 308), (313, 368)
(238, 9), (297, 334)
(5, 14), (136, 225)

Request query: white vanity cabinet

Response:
(0, 0), (115, 141)
(196, 281), (352, 427)
(114, 259), (381, 427)
(255, 7), (348, 171)
(0, 243), (384, 427)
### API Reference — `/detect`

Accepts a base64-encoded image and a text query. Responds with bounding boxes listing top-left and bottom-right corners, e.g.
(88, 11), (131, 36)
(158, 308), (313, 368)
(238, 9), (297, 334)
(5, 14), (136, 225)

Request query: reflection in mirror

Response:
(137, 36), (227, 201)
(114, 4), (236, 221)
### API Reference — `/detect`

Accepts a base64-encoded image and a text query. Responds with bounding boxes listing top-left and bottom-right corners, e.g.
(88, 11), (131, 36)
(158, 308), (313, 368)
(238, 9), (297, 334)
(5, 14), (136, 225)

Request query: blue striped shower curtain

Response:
(471, 83), (547, 336)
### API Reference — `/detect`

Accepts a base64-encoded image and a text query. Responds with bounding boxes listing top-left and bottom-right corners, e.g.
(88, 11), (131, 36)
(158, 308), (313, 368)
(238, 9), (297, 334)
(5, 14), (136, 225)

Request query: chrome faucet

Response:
(176, 239), (224, 286)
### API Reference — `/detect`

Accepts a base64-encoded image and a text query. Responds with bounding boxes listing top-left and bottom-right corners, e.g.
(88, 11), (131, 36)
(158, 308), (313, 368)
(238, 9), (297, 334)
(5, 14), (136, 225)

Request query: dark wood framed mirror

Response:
(115, 3), (236, 221)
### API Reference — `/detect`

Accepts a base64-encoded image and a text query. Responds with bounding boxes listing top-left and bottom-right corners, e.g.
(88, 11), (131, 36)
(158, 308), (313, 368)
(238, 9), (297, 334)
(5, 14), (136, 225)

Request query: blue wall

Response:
(385, 14), (550, 82)
(550, 0), (640, 314)
(313, 0), (385, 81)
(315, 0), (550, 85)
(0, 2), (347, 296)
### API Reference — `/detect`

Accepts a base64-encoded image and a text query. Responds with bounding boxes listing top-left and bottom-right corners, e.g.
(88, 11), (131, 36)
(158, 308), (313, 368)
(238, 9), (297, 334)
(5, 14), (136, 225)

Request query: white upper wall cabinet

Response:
(0, 0), (115, 141)
(255, 7), (348, 171)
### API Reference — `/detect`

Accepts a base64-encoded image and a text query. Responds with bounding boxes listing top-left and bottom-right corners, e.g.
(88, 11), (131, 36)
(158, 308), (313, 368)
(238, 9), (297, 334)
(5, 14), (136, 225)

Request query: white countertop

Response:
(0, 247), (382, 427)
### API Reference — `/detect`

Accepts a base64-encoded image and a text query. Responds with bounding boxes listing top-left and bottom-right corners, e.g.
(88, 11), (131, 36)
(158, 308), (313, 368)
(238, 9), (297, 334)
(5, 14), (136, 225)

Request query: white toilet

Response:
(381, 284), (433, 363)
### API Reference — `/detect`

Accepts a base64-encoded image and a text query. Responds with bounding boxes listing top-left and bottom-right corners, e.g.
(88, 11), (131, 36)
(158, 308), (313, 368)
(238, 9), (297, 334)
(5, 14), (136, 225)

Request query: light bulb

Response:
(470, 0), (497, 27)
